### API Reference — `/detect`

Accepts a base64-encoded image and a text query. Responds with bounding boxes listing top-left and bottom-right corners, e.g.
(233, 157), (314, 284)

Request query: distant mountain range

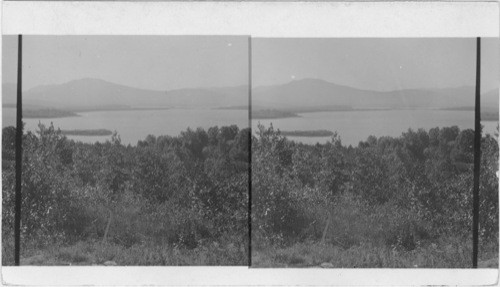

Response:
(252, 78), (499, 112)
(2, 78), (248, 111)
(2, 77), (498, 115)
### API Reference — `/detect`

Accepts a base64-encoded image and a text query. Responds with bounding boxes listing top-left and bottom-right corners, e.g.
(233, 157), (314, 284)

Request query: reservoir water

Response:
(253, 109), (498, 146)
(3, 108), (497, 146)
(2, 108), (249, 145)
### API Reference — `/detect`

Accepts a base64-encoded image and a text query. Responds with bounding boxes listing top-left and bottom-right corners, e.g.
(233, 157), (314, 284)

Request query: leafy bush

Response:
(252, 124), (498, 266)
(2, 123), (249, 265)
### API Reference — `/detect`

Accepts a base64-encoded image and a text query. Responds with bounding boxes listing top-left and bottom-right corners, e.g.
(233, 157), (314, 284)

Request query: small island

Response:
(252, 109), (299, 119)
(60, 129), (113, 136)
(23, 108), (79, 119)
(441, 106), (499, 121)
(482, 112), (499, 121)
(215, 105), (249, 110)
(280, 130), (334, 137)
(289, 105), (354, 113)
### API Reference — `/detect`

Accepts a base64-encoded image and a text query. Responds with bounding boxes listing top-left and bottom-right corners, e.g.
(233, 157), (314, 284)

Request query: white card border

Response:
(1, 1), (499, 286)
(1, 1), (499, 37)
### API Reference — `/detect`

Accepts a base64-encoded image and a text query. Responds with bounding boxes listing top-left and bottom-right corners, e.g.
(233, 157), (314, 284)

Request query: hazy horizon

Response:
(3, 75), (497, 94)
(2, 37), (498, 115)
(3, 37), (498, 94)
(2, 35), (249, 91)
(1, 77), (250, 93)
(253, 38), (499, 92)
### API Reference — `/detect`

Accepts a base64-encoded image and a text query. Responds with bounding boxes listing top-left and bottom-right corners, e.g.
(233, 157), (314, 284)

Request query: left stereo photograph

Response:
(2, 35), (250, 266)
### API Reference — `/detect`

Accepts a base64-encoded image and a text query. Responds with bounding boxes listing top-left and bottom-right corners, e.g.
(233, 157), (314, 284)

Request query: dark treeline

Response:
(2, 123), (249, 265)
(22, 108), (79, 119)
(252, 109), (299, 119)
(60, 129), (113, 136)
(280, 130), (334, 137)
(252, 124), (498, 267)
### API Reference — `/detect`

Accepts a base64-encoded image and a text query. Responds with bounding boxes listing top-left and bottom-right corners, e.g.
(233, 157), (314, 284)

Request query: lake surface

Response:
(253, 109), (498, 146)
(3, 108), (497, 146)
(2, 108), (249, 145)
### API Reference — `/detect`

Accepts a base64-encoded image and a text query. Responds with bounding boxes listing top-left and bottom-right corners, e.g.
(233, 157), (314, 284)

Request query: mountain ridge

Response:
(2, 77), (498, 112)
(3, 78), (248, 110)
(253, 78), (498, 111)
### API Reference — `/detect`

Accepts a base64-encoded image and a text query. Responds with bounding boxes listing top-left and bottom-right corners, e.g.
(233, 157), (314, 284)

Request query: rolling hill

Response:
(252, 78), (499, 112)
(2, 78), (248, 111)
(2, 78), (498, 116)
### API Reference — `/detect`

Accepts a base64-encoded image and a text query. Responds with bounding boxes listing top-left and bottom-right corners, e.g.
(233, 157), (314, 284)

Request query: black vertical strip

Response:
(472, 37), (481, 268)
(14, 34), (23, 266)
(247, 36), (252, 268)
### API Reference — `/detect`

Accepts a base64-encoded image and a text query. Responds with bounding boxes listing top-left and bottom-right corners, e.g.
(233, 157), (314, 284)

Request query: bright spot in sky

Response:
(291, 75), (296, 79)
(399, 65), (403, 69)
(227, 43), (233, 47)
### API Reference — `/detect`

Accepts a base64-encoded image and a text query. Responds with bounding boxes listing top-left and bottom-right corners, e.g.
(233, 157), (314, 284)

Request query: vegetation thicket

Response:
(252, 124), (498, 267)
(2, 121), (498, 267)
(2, 123), (249, 265)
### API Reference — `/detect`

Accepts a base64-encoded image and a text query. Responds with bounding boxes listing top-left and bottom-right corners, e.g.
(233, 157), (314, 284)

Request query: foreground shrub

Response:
(2, 124), (249, 265)
(252, 124), (498, 267)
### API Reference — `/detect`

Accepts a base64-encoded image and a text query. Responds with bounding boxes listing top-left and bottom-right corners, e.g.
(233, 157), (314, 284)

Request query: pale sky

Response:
(3, 37), (498, 92)
(253, 38), (499, 92)
(2, 35), (249, 91)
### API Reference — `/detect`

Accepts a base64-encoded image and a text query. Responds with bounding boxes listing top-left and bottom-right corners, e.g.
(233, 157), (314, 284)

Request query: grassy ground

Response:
(252, 238), (498, 268)
(5, 240), (247, 266)
(4, 237), (497, 267)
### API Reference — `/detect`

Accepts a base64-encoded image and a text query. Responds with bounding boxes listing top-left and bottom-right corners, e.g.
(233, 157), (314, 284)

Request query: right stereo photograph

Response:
(251, 38), (499, 268)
